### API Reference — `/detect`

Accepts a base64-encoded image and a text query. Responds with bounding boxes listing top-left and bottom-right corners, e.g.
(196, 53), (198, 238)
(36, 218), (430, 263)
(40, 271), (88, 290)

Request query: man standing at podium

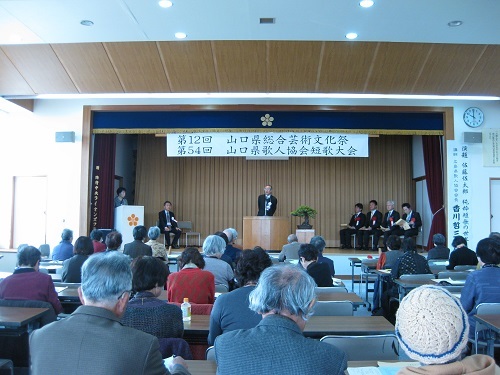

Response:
(158, 201), (181, 249)
(257, 185), (277, 216)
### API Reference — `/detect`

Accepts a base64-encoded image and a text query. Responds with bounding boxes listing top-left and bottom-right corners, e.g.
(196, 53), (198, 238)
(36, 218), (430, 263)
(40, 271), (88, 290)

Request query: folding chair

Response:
(471, 303), (500, 355)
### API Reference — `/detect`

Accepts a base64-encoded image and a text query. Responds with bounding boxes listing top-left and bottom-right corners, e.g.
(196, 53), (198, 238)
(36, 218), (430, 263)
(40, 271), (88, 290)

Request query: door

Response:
(12, 176), (48, 248)
(490, 178), (500, 232)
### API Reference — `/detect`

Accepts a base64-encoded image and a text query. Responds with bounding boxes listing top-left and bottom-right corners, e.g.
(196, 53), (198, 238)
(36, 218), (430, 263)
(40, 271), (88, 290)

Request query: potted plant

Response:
(291, 205), (317, 229)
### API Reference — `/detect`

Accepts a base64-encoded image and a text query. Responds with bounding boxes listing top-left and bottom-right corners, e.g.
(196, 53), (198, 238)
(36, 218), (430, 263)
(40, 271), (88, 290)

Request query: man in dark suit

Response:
(158, 200), (182, 249)
(360, 200), (383, 250)
(257, 184), (277, 216)
(380, 200), (402, 250)
(339, 203), (366, 249)
(400, 203), (422, 238)
(123, 225), (152, 259)
(214, 265), (347, 374)
(29, 252), (190, 375)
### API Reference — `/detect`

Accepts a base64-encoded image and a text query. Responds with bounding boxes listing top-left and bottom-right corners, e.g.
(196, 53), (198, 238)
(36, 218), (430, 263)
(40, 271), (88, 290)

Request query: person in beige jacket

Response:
(395, 285), (499, 375)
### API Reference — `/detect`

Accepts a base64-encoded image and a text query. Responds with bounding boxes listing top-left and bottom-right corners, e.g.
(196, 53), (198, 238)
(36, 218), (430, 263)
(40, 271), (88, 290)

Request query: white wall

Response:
(0, 97), (499, 253)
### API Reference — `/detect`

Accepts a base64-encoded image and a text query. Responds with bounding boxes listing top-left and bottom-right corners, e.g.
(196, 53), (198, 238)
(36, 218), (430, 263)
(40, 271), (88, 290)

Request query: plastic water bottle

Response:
(181, 297), (191, 322)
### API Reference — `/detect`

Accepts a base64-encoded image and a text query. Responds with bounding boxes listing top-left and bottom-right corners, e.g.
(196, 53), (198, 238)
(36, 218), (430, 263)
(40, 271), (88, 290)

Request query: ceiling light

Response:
(447, 20), (463, 27)
(345, 33), (358, 40)
(359, 0), (374, 8)
(175, 32), (187, 39)
(158, 0), (173, 8)
(80, 20), (94, 27)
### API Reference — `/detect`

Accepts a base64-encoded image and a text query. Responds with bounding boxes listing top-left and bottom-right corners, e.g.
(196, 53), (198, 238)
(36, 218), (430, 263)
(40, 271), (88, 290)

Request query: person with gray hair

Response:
(0, 246), (63, 314)
(278, 233), (301, 261)
(51, 228), (74, 260)
(146, 226), (168, 260)
(311, 235), (335, 276)
(29, 252), (191, 375)
(380, 200), (402, 250)
(427, 233), (450, 260)
(124, 225), (152, 259)
(222, 228), (242, 264)
(214, 265), (347, 374)
(203, 235), (234, 289)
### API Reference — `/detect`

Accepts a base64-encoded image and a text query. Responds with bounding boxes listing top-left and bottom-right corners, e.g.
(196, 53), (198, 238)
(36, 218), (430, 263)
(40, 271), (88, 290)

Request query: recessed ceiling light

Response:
(359, 0), (374, 8)
(345, 33), (358, 40)
(158, 0), (173, 8)
(175, 32), (187, 39)
(447, 20), (463, 27)
(80, 20), (94, 26)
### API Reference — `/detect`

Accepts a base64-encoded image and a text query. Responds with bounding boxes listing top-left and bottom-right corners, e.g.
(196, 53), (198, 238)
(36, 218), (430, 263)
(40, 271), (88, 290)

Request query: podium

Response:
(114, 205), (144, 250)
(243, 216), (289, 251)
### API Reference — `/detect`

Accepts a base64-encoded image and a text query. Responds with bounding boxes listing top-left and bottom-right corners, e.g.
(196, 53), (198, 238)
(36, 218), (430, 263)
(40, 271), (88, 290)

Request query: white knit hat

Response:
(395, 285), (469, 364)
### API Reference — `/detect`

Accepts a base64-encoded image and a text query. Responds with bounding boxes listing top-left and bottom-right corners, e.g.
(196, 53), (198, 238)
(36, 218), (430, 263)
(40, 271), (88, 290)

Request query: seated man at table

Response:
(298, 244), (333, 287)
(123, 225), (153, 259)
(29, 252), (190, 375)
(311, 235), (335, 277)
(278, 234), (301, 261)
(214, 265), (347, 375)
(0, 246), (63, 314)
(51, 228), (74, 260)
(426, 233), (450, 260)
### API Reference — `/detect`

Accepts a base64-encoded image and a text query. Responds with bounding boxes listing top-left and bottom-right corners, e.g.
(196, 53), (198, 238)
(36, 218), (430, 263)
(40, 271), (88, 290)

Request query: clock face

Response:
(463, 107), (484, 128)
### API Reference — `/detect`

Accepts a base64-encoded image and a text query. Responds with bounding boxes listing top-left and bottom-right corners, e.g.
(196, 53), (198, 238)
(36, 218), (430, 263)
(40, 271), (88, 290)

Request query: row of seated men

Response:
(339, 200), (422, 250)
(1, 233), (499, 374)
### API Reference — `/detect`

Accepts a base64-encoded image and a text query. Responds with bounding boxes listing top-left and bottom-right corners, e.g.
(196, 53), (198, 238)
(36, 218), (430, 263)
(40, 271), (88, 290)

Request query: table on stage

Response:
(0, 306), (50, 367)
(473, 314), (500, 358)
(183, 315), (394, 342)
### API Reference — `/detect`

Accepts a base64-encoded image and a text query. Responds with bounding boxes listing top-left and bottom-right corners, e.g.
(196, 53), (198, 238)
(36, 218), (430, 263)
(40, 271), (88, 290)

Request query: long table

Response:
(473, 314), (500, 358)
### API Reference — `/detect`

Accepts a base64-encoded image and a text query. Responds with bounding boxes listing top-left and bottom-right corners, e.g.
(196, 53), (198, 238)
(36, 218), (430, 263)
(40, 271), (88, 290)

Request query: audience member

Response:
(0, 246), (63, 314)
(399, 203), (422, 238)
(377, 235), (403, 270)
(90, 229), (106, 253)
(360, 200), (383, 251)
(227, 228), (243, 250)
(447, 235), (478, 270)
(114, 187), (128, 208)
(51, 228), (74, 260)
(208, 248), (272, 345)
(105, 231), (122, 251)
(427, 233), (450, 260)
(278, 234), (301, 261)
(460, 237), (500, 339)
(158, 200), (181, 249)
(396, 285), (499, 374)
(339, 203), (366, 249)
(122, 256), (182, 339)
(30, 252), (190, 375)
(298, 243), (333, 287)
(310, 235), (335, 277)
(146, 226), (168, 260)
(202, 235), (234, 290)
(214, 231), (235, 267)
(214, 265), (347, 374)
(167, 247), (215, 304)
(62, 236), (94, 283)
(124, 225), (153, 259)
(380, 200), (403, 250)
(222, 228), (242, 264)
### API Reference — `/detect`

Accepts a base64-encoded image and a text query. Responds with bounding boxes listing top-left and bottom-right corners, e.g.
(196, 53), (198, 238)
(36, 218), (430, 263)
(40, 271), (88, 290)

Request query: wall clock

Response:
(463, 107), (484, 128)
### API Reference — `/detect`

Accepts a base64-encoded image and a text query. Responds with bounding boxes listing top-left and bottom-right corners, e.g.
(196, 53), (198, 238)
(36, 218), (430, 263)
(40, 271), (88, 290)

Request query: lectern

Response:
(243, 216), (289, 251)
(114, 205), (144, 250)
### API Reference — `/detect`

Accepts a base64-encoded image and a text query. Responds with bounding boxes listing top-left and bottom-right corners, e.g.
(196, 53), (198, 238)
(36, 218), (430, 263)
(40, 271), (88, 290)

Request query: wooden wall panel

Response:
(0, 48), (35, 95)
(135, 135), (414, 248)
(212, 41), (267, 92)
(365, 43), (432, 94)
(461, 45), (500, 96)
(268, 41), (323, 92)
(157, 41), (218, 92)
(52, 43), (123, 93)
(412, 44), (487, 95)
(2, 44), (77, 94)
(103, 42), (170, 93)
(319, 42), (377, 93)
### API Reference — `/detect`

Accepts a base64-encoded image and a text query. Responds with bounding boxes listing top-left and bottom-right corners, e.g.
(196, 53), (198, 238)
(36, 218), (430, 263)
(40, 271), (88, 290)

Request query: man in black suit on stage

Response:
(380, 200), (403, 249)
(339, 203), (366, 249)
(360, 200), (383, 250)
(158, 200), (181, 249)
(400, 202), (422, 238)
(257, 185), (278, 216)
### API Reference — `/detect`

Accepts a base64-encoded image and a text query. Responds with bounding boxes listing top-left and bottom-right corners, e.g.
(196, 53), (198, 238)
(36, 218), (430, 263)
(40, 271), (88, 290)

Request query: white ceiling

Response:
(0, 0), (499, 46)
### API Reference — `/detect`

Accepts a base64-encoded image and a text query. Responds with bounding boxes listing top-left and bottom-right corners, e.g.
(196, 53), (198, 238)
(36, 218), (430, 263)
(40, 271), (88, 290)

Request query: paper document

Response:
(55, 286), (68, 293)
(395, 219), (410, 230)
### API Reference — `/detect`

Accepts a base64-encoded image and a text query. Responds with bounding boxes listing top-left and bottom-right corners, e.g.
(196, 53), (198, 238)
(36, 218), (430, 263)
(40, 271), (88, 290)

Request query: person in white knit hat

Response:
(395, 285), (499, 374)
